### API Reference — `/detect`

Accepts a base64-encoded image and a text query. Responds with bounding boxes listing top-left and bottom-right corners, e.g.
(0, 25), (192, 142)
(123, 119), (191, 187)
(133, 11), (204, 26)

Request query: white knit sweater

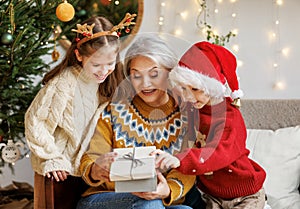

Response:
(25, 65), (108, 176)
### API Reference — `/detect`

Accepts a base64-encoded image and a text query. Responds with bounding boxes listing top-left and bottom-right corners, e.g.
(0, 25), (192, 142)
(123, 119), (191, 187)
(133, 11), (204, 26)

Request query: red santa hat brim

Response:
(169, 66), (226, 99)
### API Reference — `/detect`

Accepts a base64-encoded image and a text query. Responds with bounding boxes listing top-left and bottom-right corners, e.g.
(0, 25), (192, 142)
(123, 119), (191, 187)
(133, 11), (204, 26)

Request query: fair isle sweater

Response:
(176, 97), (266, 199)
(80, 95), (196, 206)
(25, 65), (107, 177)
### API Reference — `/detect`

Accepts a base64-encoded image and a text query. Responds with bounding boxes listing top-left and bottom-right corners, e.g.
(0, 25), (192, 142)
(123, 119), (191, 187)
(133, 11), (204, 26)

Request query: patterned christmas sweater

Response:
(80, 95), (196, 206)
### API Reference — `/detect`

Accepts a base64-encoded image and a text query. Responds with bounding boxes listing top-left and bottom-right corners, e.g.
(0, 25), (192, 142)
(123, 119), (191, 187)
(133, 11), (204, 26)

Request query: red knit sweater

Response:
(176, 97), (266, 199)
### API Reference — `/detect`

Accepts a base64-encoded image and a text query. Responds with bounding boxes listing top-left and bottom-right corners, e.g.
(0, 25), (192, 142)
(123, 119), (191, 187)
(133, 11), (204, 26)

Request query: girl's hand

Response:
(132, 172), (170, 200)
(90, 152), (117, 181)
(46, 170), (69, 182)
(151, 149), (180, 173)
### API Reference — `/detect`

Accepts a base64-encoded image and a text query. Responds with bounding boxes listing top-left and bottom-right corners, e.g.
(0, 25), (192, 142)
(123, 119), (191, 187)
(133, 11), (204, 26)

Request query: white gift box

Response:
(110, 146), (157, 192)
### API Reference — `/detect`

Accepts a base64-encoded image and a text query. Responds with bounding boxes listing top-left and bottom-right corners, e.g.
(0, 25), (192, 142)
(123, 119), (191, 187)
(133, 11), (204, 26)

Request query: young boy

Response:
(168, 41), (266, 209)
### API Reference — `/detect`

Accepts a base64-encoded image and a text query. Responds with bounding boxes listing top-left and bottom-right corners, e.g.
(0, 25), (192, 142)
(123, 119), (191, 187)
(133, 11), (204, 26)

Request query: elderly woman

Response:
(76, 34), (195, 209)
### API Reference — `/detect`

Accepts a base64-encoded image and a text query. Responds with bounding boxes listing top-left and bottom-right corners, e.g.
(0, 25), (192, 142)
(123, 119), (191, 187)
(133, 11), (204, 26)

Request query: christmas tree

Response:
(0, 0), (62, 170)
(0, 0), (138, 171)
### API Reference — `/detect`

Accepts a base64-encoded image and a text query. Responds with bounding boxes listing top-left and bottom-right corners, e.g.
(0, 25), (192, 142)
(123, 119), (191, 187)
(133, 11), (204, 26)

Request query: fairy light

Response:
(232, 44), (239, 52)
(276, 0), (283, 5)
(237, 60), (243, 67)
(213, 29), (219, 36)
(281, 48), (289, 56)
(158, 0), (166, 32)
(273, 81), (285, 90)
(180, 11), (188, 19)
(174, 29), (182, 36)
(159, 16), (164, 25)
(232, 28), (238, 36)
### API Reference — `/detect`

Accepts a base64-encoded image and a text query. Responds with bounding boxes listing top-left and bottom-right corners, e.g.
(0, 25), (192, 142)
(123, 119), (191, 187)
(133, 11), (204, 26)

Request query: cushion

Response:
(246, 126), (300, 209)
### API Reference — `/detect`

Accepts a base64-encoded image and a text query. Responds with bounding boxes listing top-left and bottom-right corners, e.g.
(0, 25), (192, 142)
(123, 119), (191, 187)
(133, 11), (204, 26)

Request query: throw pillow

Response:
(246, 126), (300, 209)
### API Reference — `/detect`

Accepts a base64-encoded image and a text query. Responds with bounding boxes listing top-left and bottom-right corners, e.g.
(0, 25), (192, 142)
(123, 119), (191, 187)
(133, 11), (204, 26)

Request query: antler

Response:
(110, 13), (137, 32)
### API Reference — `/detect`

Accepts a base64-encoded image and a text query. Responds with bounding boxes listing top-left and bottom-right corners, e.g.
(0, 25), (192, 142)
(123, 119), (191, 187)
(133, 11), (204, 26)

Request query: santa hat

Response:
(169, 65), (226, 101)
(176, 41), (243, 100)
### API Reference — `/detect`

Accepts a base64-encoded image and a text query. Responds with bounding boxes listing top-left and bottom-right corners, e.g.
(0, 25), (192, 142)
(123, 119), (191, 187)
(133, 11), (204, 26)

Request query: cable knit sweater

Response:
(25, 65), (107, 176)
(176, 97), (266, 199)
(80, 95), (196, 206)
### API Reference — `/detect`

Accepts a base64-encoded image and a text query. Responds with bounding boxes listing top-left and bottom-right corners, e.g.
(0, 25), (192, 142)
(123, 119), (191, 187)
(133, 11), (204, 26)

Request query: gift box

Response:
(110, 146), (157, 192)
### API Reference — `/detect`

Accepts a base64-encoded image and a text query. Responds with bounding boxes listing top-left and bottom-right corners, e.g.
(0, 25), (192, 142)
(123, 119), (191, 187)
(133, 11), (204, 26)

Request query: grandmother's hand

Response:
(90, 152), (117, 181)
(132, 172), (170, 200)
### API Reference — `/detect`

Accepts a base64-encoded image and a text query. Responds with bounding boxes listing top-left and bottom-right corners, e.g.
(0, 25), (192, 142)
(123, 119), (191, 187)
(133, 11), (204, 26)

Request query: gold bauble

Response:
(56, 1), (75, 22)
(52, 49), (60, 61)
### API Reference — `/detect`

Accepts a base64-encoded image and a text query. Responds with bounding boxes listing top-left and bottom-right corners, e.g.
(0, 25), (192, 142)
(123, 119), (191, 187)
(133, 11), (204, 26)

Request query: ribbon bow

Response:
(123, 152), (144, 168)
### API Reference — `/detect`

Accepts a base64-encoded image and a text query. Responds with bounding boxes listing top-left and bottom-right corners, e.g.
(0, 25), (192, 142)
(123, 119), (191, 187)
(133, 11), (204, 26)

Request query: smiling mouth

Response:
(94, 73), (108, 81)
(141, 89), (156, 95)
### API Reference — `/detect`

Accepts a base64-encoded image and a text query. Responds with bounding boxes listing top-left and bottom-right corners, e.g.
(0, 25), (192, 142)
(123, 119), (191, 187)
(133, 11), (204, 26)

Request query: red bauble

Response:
(100, 0), (111, 6)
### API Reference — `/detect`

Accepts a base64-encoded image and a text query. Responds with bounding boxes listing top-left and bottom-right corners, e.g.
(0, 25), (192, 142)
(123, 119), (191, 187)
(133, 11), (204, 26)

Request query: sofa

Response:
(29, 99), (300, 209)
(240, 99), (300, 209)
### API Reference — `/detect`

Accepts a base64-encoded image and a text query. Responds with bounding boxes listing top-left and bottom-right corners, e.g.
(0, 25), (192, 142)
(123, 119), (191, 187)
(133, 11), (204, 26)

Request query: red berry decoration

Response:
(117, 32), (121, 37)
(75, 37), (80, 42)
(125, 28), (130, 33)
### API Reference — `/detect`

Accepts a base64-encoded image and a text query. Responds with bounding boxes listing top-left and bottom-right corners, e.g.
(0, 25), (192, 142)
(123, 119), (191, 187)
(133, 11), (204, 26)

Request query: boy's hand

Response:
(151, 149), (180, 173)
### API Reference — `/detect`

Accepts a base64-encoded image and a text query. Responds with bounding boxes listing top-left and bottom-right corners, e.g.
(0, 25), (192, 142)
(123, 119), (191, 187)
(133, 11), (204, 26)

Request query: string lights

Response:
(156, 0), (294, 92)
(158, 0), (166, 33)
(195, 0), (236, 46)
(272, 0), (286, 90)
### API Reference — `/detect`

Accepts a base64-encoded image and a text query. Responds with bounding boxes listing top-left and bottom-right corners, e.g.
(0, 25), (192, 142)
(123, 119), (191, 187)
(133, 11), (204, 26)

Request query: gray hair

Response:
(123, 34), (178, 78)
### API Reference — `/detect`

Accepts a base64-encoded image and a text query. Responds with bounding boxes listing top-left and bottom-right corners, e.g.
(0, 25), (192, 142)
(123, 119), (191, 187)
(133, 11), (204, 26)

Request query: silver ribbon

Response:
(122, 151), (145, 168)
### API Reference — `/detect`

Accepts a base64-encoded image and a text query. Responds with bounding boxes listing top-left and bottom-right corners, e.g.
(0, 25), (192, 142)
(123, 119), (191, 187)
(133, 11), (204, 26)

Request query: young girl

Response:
(169, 41), (266, 209)
(76, 34), (194, 209)
(24, 15), (126, 207)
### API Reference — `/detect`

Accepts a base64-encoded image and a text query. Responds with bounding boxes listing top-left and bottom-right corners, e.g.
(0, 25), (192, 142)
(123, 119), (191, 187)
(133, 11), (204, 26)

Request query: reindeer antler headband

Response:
(72, 13), (136, 49)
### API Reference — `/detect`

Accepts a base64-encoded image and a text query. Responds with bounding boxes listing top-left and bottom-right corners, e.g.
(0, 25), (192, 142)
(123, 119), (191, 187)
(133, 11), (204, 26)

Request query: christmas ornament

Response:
(52, 49), (60, 61)
(0, 139), (24, 163)
(56, 0), (75, 22)
(52, 27), (60, 61)
(76, 9), (87, 17)
(100, 0), (111, 6)
(1, 33), (13, 45)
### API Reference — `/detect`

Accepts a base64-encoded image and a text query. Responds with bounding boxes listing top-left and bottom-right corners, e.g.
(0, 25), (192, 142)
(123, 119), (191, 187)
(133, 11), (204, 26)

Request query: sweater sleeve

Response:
(176, 102), (247, 175)
(24, 74), (74, 174)
(163, 169), (196, 206)
(80, 106), (114, 186)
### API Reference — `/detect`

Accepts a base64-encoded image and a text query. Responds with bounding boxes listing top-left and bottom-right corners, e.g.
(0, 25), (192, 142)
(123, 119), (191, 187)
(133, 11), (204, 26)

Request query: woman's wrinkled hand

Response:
(132, 171), (170, 200)
(90, 152), (117, 182)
